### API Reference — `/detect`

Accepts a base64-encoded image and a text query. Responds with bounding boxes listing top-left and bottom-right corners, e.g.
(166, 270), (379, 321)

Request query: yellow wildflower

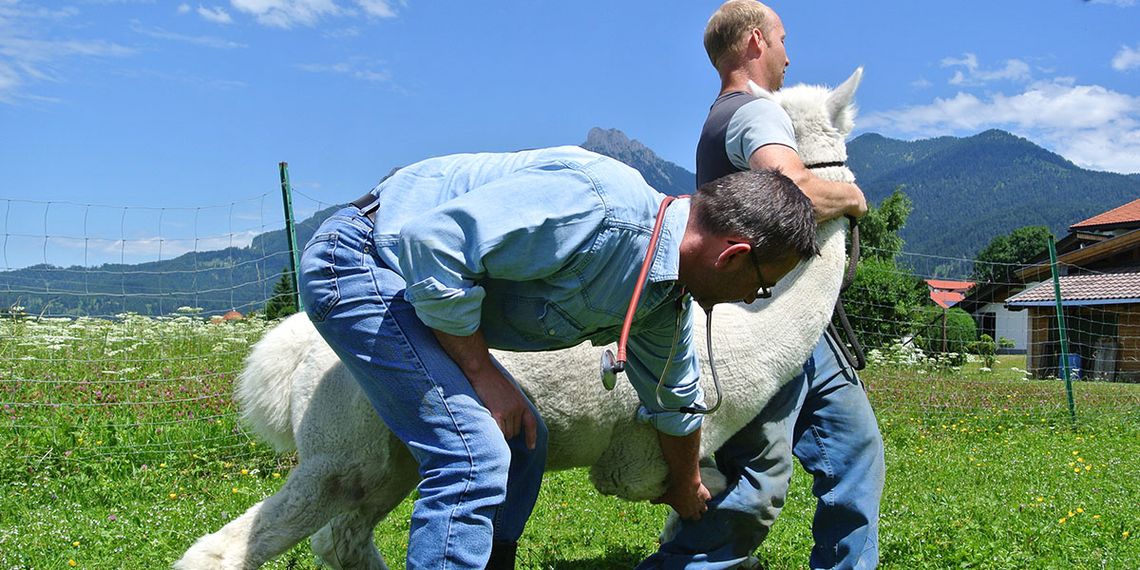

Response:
(240, 469), (249, 475)
(168, 493), (177, 500)
(68, 561), (77, 567)
(1077, 508), (1084, 514)
(1059, 518), (1067, 524)
(1124, 531), (1131, 539)
(72, 541), (80, 547)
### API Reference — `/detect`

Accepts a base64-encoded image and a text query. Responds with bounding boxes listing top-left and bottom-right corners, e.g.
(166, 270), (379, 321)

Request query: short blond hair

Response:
(703, 0), (773, 73)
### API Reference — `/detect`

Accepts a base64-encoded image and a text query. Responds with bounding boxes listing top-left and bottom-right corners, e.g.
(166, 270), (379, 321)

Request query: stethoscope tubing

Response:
(601, 194), (721, 416)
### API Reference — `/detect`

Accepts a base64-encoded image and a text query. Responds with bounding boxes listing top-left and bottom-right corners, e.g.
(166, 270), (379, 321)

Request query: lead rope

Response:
(827, 215), (867, 371)
(805, 157), (868, 373)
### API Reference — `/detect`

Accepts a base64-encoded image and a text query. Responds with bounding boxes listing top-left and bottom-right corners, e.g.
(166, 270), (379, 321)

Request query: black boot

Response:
(486, 540), (517, 570)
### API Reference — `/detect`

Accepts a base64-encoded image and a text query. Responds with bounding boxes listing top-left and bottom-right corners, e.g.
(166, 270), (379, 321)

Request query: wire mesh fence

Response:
(1, 192), (1135, 470)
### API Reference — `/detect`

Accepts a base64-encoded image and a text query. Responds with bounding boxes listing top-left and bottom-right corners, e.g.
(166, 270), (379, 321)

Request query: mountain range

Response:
(2, 127), (1137, 317)
(846, 129), (1140, 259)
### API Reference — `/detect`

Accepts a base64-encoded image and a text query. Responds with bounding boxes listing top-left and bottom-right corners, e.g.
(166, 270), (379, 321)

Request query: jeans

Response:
(298, 206), (549, 569)
(639, 332), (884, 570)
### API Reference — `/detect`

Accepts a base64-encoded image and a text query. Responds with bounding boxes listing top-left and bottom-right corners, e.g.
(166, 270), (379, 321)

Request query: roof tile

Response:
(1006, 272), (1140, 305)
(1070, 198), (1140, 230)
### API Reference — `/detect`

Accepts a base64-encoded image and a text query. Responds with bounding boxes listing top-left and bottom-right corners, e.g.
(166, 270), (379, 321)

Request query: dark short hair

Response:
(691, 168), (819, 262)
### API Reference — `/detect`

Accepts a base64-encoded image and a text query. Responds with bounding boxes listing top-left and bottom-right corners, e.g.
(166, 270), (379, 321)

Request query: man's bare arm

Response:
(750, 144), (868, 221)
(654, 428), (711, 520)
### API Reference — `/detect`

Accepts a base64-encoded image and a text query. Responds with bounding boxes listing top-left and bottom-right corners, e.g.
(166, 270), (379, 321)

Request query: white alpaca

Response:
(175, 68), (863, 570)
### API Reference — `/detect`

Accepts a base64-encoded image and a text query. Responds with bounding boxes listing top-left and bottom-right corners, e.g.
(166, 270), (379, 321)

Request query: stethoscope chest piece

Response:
(600, 348), (621, 391)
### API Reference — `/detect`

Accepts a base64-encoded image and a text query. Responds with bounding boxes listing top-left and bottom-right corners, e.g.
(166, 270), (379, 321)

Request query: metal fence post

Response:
(279, 162), (303, 312)
(1047, 237), (1076, 425)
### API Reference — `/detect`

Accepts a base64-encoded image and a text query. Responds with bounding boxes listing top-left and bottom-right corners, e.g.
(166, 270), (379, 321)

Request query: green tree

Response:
(972, 225), (1052, 284)
(855, 186), (911, 261)
(840, 186), (928, 348)
(265, 269), (298, 320)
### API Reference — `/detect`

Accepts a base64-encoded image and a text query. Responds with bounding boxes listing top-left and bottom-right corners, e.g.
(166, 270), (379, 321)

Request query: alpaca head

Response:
(749, 67), (862, 168)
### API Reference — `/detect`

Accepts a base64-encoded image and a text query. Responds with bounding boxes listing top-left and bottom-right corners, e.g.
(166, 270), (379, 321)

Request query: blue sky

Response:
(1, 0), (1138, 269)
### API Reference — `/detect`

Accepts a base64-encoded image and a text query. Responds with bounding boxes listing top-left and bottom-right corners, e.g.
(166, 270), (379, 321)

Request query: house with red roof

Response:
(926, 279), (974, 309)
(1004, 197), (1140, 381)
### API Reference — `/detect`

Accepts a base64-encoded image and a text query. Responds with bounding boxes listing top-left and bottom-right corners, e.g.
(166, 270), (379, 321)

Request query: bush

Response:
(840, 257), (929, 350)
(970, 333), (997, 369)
(913, 306), (977, 365)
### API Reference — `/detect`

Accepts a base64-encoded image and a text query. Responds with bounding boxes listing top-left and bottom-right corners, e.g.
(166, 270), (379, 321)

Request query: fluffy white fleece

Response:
(175, 68), (864, 570)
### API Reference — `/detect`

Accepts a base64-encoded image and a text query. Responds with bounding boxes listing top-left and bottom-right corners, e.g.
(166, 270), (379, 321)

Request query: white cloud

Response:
(942, 52), (1031, 85)
(230, 0), (342, 28)
(354, 0), (397, 18)
(197, 5), (233, 24)
(910, 78), (932, 89)
(1089, 0), (1136, 5)
(63, 232), (261, 260)
(0, 4), (135, 103)
(297, 60), (391, 83)
(861, 79), (1140, 174)
(1112, 44), (1140, 71)
(130, 21), (246, 48)
(177, 3), (191, 14)
(228, 0), (400, 28)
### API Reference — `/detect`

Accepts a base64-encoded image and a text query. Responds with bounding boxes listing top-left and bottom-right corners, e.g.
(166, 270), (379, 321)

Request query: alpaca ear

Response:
(825, 67), (862, 133)
(747, 80), (776, 101)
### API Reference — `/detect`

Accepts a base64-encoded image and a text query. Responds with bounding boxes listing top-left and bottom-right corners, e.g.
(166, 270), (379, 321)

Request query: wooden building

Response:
(1006, 199), (1140, 381)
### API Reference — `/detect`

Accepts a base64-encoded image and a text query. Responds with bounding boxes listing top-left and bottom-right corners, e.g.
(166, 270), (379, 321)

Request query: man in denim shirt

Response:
(298, 145), (818, 569)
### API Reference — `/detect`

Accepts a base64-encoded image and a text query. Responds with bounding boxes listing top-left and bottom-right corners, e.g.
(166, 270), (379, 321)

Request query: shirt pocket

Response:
(501, 295), (585, 346)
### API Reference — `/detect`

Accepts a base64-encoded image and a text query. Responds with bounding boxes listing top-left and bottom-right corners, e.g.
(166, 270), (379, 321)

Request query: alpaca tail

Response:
(236, 312), (320, 452)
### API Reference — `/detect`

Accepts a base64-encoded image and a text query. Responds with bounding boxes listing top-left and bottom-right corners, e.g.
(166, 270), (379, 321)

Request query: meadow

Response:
(0, 313), (1137, 569)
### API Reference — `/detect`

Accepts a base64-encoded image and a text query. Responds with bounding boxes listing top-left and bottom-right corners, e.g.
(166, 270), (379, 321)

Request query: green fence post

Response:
(279, 162), (303, 313)
(1047, 237), (1076, 425)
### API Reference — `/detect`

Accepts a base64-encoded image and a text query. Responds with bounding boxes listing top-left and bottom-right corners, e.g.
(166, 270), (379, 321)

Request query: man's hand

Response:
(467, 368), (538, 449)
(432, 329), (538, 449)
(654, 478), (712, 520)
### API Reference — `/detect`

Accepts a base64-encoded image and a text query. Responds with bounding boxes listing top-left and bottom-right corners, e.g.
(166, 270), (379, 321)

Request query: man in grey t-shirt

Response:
(640, 2), (883, 569)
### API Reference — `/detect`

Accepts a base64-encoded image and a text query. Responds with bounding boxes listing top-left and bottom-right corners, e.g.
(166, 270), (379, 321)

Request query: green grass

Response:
(1, 316), (1137, 568)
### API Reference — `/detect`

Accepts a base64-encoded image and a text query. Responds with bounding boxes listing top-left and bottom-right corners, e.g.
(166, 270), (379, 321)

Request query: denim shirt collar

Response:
(647, 197), (689, 284)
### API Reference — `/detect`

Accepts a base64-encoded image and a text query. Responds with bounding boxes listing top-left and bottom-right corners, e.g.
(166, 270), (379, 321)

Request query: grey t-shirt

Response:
(696, 92), (797, 187)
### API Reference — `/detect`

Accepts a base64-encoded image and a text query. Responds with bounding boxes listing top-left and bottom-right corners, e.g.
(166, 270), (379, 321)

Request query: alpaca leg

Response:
(311, 445), (419, 570)
(175, 454), (363, 569)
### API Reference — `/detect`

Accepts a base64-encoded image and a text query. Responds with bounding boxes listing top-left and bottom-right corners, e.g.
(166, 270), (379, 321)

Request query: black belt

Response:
(351, 191), (381, 216)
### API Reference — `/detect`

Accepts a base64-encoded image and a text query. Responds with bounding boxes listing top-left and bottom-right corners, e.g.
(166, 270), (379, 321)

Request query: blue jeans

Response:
(298, 206), (549, 569)
(639, 332), (884, 570)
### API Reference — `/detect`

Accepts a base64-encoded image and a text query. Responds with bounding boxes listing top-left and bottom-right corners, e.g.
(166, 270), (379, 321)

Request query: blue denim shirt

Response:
(368, 146), (702, 435)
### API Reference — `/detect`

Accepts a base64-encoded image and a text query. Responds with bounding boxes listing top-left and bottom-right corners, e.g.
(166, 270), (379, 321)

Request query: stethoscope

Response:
(598, 196), (773, 415)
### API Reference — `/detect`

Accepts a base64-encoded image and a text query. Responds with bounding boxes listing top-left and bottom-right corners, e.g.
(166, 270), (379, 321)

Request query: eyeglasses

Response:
(729, 241), (775, 300)
(748, 248), (775, 299)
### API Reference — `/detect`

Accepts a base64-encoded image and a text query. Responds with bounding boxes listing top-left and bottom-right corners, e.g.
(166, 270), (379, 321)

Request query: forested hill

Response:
(847, 129), (1140, 258)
